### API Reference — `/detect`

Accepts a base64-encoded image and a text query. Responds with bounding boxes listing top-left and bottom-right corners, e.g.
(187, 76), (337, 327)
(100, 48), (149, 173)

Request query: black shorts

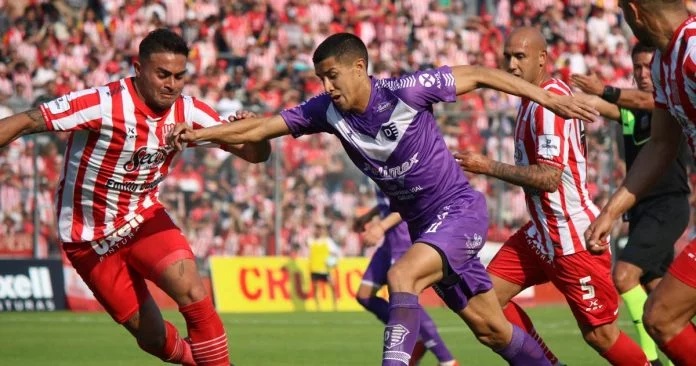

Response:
(620, 193), (690, 284)
(310, 272), (330, 282)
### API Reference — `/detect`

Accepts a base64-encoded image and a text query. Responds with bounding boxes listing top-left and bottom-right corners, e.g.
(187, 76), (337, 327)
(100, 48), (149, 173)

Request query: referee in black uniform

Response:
(573, 43), (691, 366)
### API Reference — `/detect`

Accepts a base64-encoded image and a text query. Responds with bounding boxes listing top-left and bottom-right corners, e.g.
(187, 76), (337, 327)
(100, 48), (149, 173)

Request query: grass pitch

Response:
(0, 305), (666, 365)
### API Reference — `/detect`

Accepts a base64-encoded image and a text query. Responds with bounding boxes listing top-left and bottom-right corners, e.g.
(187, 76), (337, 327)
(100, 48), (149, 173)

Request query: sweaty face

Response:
(314, 56), (362, 112)
(632, 52), (654, 92)
(503, 38), (544, 84)
(134, 52), (187, 112)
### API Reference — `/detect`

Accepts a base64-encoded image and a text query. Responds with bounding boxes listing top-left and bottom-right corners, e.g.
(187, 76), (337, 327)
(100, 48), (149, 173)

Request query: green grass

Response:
(0, 305), (667, 365)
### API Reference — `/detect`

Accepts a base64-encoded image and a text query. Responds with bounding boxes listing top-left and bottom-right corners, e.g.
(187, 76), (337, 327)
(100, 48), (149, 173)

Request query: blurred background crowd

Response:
(2, 0), (696, 271)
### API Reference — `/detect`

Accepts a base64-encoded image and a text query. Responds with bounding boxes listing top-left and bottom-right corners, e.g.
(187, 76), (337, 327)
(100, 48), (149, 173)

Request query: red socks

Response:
(180, 296), (229, 366)
(503, 301), (559, 364)
(661, 323), (696, 366)
(163, 321), (196, 366)
(601, 331), (649, 365)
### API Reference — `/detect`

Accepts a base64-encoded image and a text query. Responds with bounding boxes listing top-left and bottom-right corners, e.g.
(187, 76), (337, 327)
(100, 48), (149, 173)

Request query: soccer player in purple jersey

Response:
(168, 33), (597, 365)
(354, 188), (458, 366)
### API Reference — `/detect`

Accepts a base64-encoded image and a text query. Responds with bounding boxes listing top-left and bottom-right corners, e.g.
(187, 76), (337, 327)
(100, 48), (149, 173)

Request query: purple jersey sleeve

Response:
(382, 66), (457, 110)
(279, 93), (333, 137)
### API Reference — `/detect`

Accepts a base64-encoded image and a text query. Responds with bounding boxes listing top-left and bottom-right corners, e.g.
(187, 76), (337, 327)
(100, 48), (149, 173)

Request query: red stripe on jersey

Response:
(69, 131), (101, 240)
(191, 97), (224, 129)
(91, 84), (126, 239)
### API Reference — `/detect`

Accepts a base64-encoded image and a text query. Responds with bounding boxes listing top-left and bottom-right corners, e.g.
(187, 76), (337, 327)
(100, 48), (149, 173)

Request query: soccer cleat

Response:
(409, 340), (426, 366)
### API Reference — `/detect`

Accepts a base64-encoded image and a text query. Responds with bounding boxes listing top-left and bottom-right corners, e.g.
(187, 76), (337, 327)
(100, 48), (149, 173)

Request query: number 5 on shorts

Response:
(579, 276), (595, 300)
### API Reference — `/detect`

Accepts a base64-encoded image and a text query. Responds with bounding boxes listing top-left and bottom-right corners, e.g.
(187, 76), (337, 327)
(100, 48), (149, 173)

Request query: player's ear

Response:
(133, 60), (142, 77)
(353, 58), (367, 76)
(539, 50), (547, 69)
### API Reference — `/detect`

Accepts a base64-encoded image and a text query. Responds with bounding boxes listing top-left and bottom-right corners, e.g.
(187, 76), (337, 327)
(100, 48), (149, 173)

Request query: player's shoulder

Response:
(541, 78), (572, 97)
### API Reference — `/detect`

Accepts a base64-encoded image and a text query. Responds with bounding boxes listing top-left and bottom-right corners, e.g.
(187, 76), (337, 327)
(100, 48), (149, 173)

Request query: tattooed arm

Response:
(0, 109), (48, 148)
(453, 151), (563, 192)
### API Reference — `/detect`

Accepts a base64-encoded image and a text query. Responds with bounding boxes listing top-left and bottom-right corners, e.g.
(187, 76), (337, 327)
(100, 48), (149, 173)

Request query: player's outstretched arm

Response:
(585, 108), (682, 252)
(451, 65), (598, 122)
(573, 93), (621, 121)
(169, 114), (290, 150)
(571, 73), (654, 110)
(219, 111), (271, 163)
(454, 150), (562, 192)
(0, 109), (48, 148)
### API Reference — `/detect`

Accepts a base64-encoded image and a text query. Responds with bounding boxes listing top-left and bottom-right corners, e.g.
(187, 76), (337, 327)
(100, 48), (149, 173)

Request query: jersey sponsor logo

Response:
(381, 122), (399, 141)
(362, 152), (420, 179)
(124, 146), (173, 172)
(106, 175), (166, 192)
(375, 101), (395, 114)
(126, 127), (137, 139)
(90, 214), (145, 257)
(538, 134), (561, 158)
(48, 96), (71, 114)
(417, 73), (439, 88)
(384, 324), (410, 349)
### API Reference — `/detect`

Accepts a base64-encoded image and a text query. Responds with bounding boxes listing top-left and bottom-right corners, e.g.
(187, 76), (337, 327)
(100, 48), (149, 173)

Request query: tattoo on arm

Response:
(24, 109), (48, 134)
(487, 161), (563, 193)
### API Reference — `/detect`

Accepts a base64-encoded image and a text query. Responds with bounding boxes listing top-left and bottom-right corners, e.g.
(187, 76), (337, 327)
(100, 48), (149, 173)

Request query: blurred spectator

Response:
(1, 0), (689, 269)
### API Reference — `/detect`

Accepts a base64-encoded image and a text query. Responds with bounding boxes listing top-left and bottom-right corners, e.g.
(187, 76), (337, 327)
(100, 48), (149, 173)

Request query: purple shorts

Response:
(362, 222), (411, 288)
(411, 195), (492, 312)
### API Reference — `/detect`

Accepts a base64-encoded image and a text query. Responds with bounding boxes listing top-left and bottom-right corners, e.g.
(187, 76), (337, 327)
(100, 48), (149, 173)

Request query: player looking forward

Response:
(168, 32), (597, 365)
(0, 28), (270, 365)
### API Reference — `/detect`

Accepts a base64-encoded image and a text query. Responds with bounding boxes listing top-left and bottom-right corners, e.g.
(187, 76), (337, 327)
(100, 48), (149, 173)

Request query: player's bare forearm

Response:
(602, 109), (682, 217)
(222, 140), (271, 163)
(354, 206), (381, 231)
(485, 161), (562, 193)
(616, 89), (654, 110)
(576, 93), (621, 121)
(452, 65), (550, 102)
(0, 109), (48, 148)
(190, 115), (289, 145)
(452, 66), (597, 121)
(379, 212), (403, 232)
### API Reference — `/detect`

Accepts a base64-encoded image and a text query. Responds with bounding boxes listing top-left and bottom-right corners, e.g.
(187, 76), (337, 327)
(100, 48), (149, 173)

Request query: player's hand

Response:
(228, 110), (257, 121)
(167, 124), (197, 151)
(584, 211), (617, 254)
(547, 94), (599, 122)
(453, 151), (491, 175)
(571, 72), (604, 95)
(362, 221), (385, 247)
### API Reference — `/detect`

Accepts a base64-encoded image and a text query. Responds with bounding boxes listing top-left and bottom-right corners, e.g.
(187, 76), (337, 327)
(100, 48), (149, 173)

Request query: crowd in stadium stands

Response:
(2, 0), (696, 269)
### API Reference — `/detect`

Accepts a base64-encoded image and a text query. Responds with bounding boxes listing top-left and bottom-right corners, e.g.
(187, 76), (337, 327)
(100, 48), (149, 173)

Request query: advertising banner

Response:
(0, 259), (66, 312)
(210, 256), (387, 313)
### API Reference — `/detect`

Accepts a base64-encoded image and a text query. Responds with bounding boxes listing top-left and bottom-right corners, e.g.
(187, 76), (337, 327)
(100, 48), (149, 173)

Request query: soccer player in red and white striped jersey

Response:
(586, 1), (696, 364)
(0, 28), (270, 366)
(455, 27), (649, 366)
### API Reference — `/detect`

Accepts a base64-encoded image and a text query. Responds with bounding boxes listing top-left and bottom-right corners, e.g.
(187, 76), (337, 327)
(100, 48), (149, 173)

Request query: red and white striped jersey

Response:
(513, 78), (599, 258)
(39, 77), (227, 243)
(651, 16), (696, 158)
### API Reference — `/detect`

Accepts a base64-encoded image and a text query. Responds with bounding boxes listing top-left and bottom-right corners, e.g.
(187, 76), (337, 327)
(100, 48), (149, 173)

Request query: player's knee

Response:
(386, 265), (414, 292)
(612, 268), (639, 294)
(175, 281), (208, 306)
(643, 298), (671, 343)
(582, 324), (618, 350)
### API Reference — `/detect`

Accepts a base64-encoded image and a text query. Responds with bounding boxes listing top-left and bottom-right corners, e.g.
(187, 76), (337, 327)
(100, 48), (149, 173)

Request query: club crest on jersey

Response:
(124, 146), (172, 172)
(381, 122), (399, 141)
(384, 324), (410, 349)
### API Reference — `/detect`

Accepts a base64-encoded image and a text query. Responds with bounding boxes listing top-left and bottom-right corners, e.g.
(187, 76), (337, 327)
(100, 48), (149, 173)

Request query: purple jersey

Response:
(281, 66), (484, 230)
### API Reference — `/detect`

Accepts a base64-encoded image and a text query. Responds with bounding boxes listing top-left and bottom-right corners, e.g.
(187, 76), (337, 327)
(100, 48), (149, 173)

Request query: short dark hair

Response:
(312, 33), (369, 67)
(631, 42), (656, 57)
(139, 28), (189, 61)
